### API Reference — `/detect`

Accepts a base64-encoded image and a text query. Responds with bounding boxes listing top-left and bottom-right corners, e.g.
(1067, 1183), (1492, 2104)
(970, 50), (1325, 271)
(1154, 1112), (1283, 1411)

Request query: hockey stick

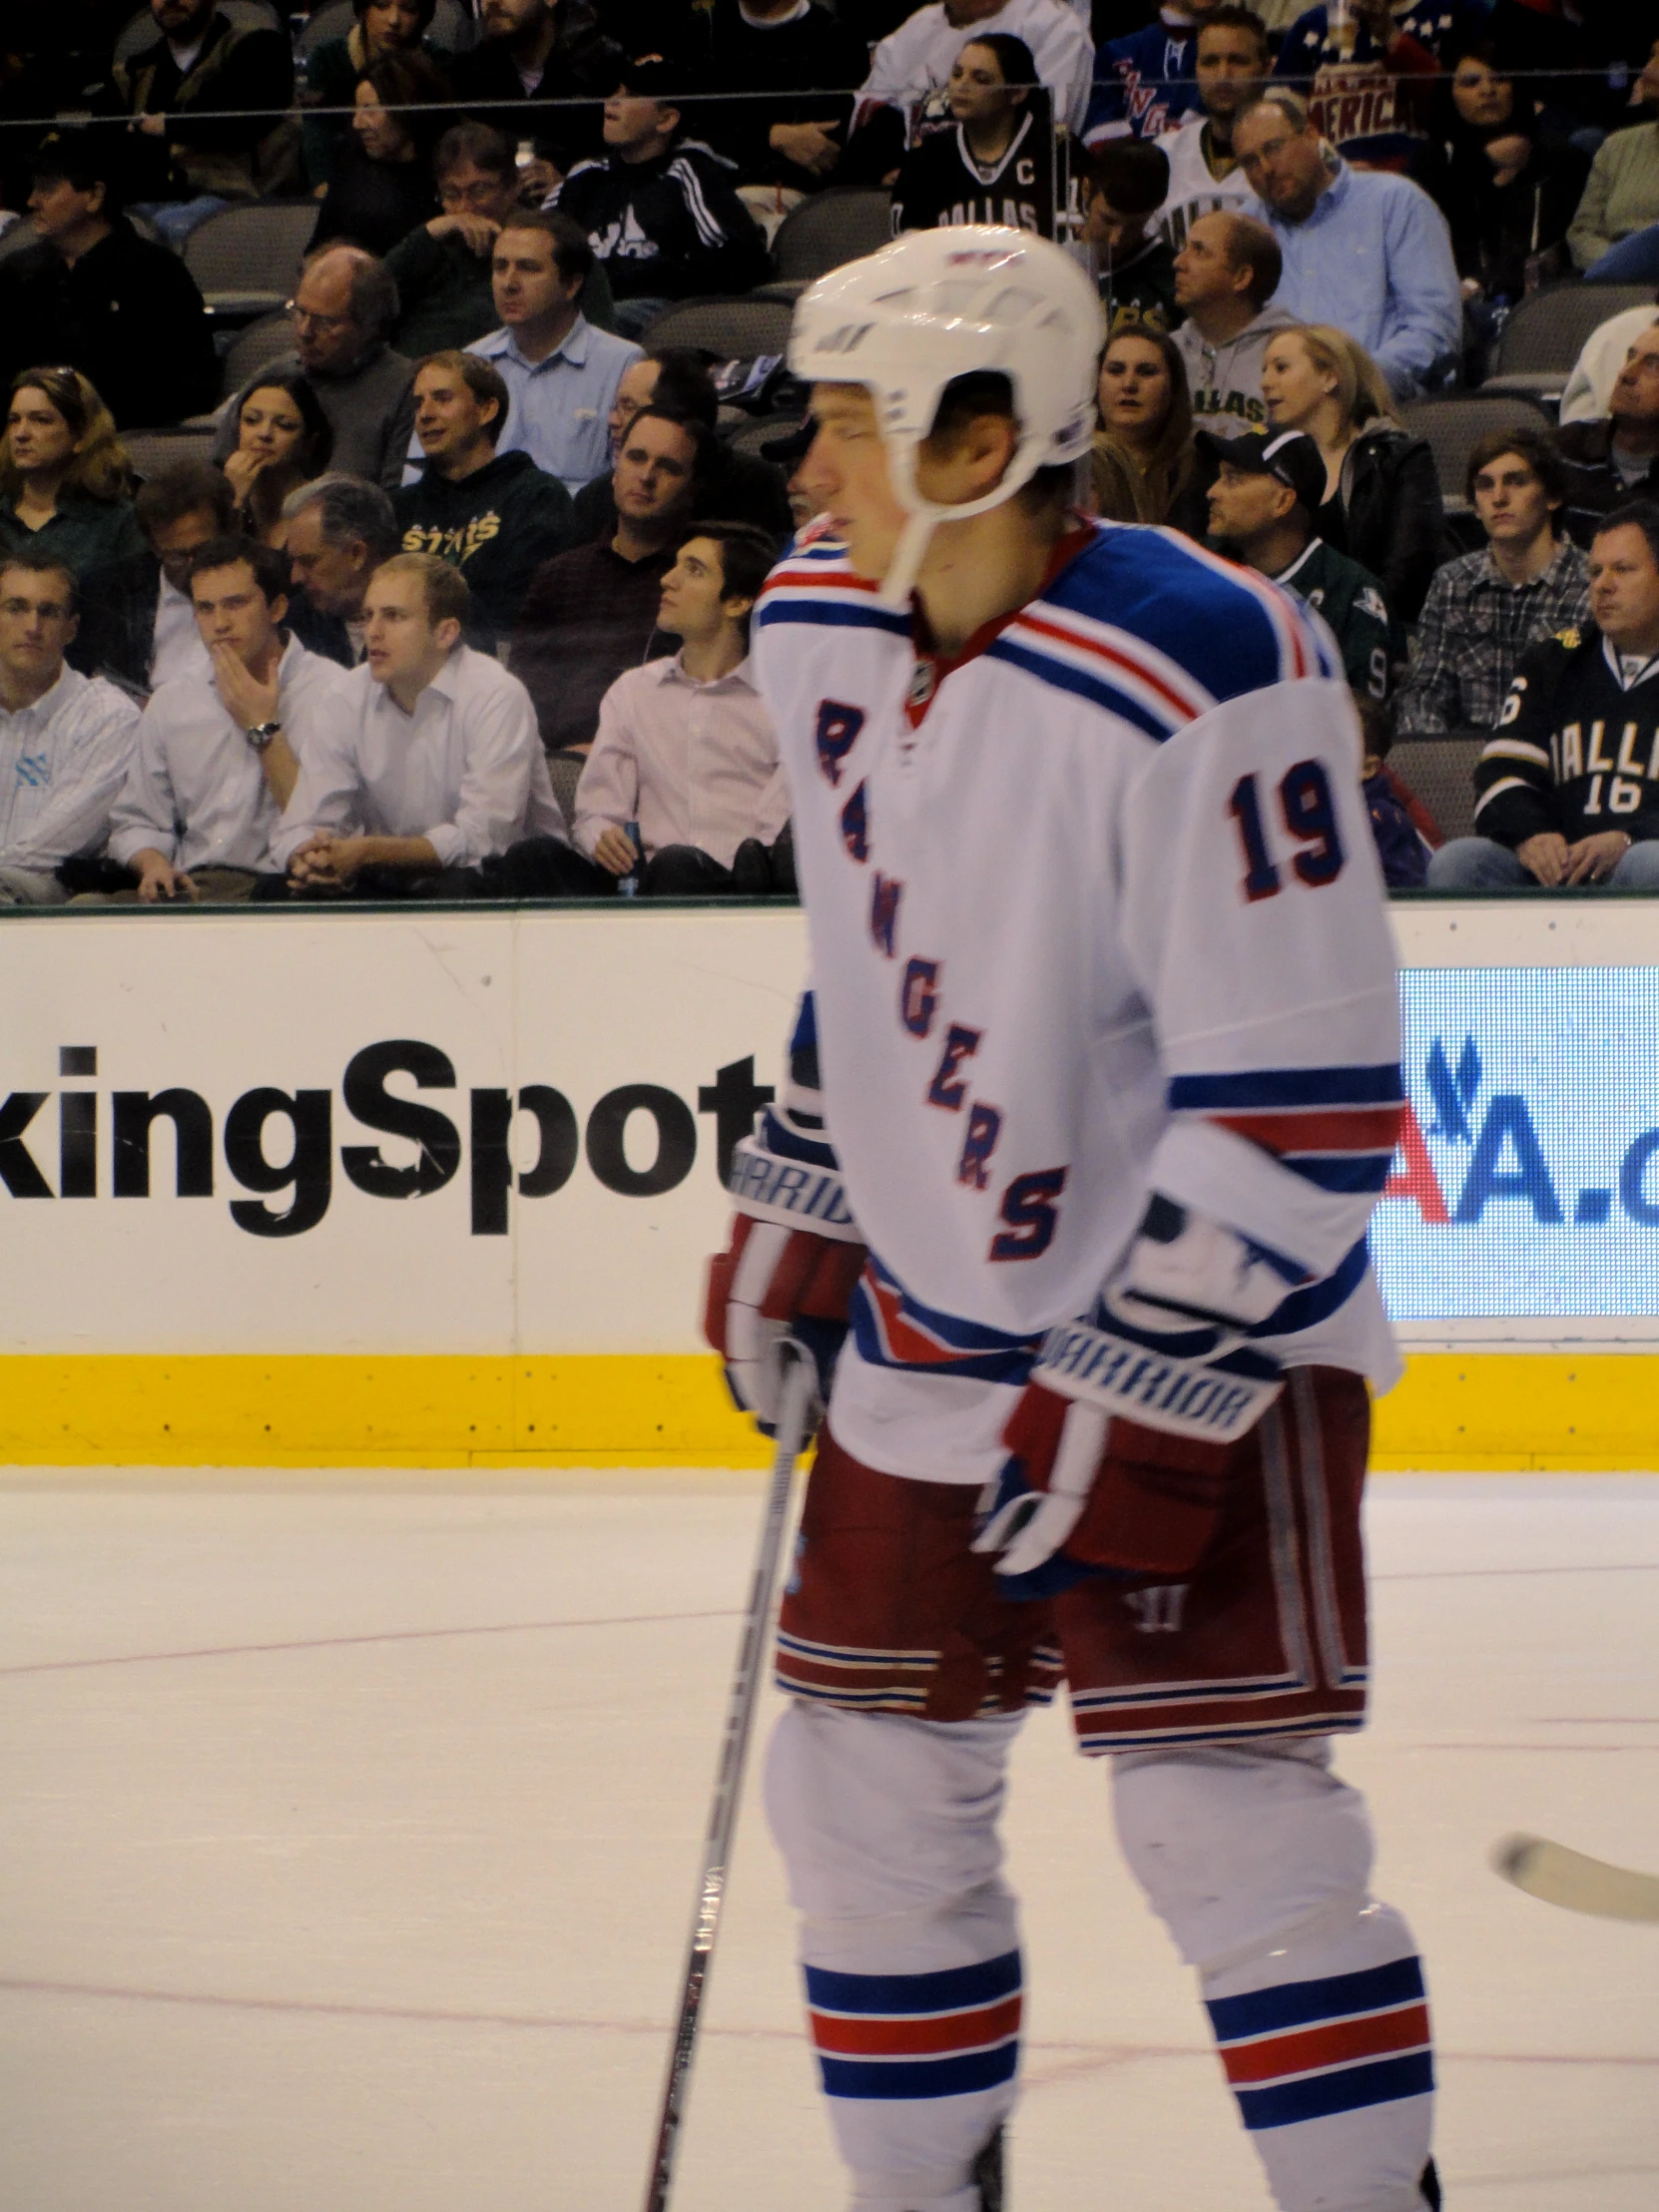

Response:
(1491, 1833), (1659, 1923)
(642, 1348), (819, 2212)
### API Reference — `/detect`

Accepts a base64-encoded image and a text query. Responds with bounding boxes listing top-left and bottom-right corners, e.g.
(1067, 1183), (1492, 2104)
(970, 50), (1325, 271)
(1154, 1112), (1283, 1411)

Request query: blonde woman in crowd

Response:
(1259, 322), (1443, 618)
(222, 370), (335, 548)
(1088, 310), (1206, 535)
(0, 365), (143, 596)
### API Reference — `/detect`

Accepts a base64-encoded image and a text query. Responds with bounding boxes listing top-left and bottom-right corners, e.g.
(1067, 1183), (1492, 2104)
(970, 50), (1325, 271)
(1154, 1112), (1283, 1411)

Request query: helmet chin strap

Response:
(873, 426), (1047, 613)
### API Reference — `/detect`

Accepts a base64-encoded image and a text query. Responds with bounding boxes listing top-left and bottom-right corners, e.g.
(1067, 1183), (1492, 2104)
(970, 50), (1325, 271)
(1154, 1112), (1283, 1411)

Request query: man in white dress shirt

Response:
(0, 554), (141, 902)
(104, 536), (347, 903)
(275, 552), (566, 897)
(572, 521), (790, 895)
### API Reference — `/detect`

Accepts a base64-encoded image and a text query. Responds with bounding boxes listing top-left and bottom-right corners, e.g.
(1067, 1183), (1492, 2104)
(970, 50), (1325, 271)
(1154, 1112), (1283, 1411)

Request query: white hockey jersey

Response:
(1155, 116), (1258, 252)
(750, 520), (1403, 1486)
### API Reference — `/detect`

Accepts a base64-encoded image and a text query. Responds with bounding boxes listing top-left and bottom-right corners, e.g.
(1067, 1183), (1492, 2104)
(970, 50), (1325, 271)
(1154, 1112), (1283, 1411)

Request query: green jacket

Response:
(1274, 537), (1395, 700)
(392, 449), (575, 648)
(0, 490), (146, 676)
(386, 227), (619, 358)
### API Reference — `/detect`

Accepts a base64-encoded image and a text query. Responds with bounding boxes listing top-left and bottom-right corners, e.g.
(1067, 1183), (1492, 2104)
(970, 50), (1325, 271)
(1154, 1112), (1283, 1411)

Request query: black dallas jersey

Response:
(890, 110), (1056, 240)
(1476, 627), (1659, 846)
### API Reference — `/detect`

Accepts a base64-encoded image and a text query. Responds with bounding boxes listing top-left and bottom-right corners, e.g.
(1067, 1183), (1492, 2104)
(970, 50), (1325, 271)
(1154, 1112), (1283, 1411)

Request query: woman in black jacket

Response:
(1260, 323), (1443, 622)
(1409, 39), (1586, 301)
(310, 51), (451, 260)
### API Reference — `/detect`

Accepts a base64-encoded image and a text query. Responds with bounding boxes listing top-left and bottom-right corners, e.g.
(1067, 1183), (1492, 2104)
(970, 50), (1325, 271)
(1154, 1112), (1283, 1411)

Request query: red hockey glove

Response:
(973, 1315), (1283, 1597)
(704, 1136), (865, 1432)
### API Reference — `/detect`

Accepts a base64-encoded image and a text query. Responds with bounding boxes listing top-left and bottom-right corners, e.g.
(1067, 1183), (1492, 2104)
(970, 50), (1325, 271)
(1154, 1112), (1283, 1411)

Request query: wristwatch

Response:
(244, 721), (281, 752)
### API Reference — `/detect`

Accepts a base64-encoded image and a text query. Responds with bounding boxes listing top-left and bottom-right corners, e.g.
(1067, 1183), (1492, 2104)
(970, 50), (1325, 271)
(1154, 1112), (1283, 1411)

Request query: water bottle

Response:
(617, 822), (642, 899)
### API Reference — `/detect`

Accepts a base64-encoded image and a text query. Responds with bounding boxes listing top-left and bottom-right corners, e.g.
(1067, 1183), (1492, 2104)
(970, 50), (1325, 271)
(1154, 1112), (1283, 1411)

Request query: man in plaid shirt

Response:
(1396, 426), (1590, 737)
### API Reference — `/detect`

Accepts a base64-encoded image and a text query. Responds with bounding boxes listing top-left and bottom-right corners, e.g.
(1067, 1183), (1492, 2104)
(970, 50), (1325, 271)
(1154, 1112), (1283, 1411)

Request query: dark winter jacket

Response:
(1315, 423), (1443, 625)
(108, 9), (294, 200)
(0, 220), (219, 428)
(393, 449), (576, 649)
(1556, 418), (1659, 546)
(691, 0), (868, 195)
(311, 143), (440, 261)
(448, 1), (625, 174)
(1410, 114), (1586, 299)
(554, 143), (770, 303)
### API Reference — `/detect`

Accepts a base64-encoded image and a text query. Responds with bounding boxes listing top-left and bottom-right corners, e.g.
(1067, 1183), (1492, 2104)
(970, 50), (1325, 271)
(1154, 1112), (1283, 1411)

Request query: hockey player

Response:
(706, 224), (1439, 2212)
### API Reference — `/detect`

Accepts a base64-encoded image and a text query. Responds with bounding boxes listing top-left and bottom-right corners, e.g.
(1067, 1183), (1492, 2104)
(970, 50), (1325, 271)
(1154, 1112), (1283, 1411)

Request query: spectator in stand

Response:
(1556, 325), (1659, 535)
(0, 554), (141, 904)
(1090, 313), (1206, 531)
(104, 536), (350, 903)
(222, 372), (334, 549)
(448, 0), (626, 191)
(104, 0), (295, 246)
(1152, 5), (1269, 254)
(1078, 140), (1179, 323)
(395, 351), (574, 648)
(1171, 209), (1295, 436)
(0, 130), (218, 430)
(1260, 321), (1442, 620)
(282, 473), (402, 667)
(301, 0), (449, 192)
(1271, 0), (1441, 173)
(850, 0), (1092, 182)
(1396, 427), (1590, 740)
(693, 0), (868, 203)
(569, 350), (794, 543)
(1203, 425), (1394, 697)
(386, 125), (618, 358)
(1083, 0), (1216, 148)
(891, 35), (1056, 239)
(467, 213), (644, 496)
(572, 523), (789, 895)
(216, 248), (417, 494)
(1233, 89), (1461, 400)
(0, 369), (143, 627)
(1358, 696), (1432, 890)
(1427, 504), (1659, 891)
(511, 406), (705, 756)
(1568, 45), (1659, 279)
(1411, 41), (1586, 305)
(276, 553), (565, 896)
(310, 52), (453, 262)
(87, 459), (234, 691)
(1560, 298), (1659, 426)
(553, 65), (771, 339)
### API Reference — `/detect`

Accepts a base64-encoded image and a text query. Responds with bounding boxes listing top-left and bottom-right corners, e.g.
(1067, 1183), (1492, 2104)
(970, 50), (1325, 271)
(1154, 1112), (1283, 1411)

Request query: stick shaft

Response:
(642, 1356), (817, 2212)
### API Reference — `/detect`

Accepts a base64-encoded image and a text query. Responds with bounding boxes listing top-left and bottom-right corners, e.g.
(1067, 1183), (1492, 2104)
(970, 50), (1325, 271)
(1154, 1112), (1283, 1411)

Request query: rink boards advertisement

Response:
(2, 898), (1658, 1467)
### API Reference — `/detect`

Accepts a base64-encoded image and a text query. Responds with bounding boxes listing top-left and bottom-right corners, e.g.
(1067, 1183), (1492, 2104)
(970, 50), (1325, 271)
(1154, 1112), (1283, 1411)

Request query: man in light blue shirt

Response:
(463, 210), (644, 496)
(1233, 89), (1460, 402)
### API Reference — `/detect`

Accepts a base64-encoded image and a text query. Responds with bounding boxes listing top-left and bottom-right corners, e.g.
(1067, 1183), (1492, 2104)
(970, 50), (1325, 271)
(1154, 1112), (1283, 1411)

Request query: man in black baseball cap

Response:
(1203, 426), (1397, 700)
(0, 128), (218, 427)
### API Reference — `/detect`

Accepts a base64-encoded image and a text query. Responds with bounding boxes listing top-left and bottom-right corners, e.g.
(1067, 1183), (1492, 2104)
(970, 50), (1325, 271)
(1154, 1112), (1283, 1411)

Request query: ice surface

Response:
(1, 1470), (1655, 2211)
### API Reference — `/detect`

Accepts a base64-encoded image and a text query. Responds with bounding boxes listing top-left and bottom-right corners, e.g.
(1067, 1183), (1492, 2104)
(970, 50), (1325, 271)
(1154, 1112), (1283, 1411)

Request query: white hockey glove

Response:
(705, 1133), (865, 1433)
(973, 1198), (1289, 1598)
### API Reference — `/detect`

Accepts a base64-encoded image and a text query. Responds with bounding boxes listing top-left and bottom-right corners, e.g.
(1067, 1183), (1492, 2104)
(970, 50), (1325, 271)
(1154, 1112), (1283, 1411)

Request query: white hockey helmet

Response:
(789, 225), (1105, 605)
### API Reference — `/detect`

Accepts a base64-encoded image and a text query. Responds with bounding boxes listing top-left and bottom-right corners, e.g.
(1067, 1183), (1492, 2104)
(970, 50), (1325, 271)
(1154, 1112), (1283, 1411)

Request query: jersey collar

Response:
(904, 518), (1098, 727)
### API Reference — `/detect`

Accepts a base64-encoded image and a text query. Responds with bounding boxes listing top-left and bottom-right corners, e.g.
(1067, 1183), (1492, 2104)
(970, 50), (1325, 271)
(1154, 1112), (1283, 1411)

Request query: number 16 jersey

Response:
(751, 518), (1404, 1486)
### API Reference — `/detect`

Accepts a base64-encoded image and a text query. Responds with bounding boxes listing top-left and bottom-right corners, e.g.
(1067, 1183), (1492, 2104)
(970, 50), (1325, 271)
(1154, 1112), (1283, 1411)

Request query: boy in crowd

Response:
(276, 552), (564, 897)
(1396, 428), (1591, 740)
(573, 522), (789, 895)
(0, 553), (140, 903)
(395, 351), (575, 650)
(106, 536), (346, 903)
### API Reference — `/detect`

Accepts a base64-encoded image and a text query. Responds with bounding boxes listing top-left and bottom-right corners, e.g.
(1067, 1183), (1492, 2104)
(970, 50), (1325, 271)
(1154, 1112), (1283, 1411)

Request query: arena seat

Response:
(222, 309), (300, 394)
(640, 295), (796, 359)
(184, 201), (321, 320)
(1389, 736), (1485, 845)
(121, 425), (221, 480)
(0, 218), (39, 263)
(1400, 393), (1556, 511)
(1480, 280), (1655, 406)
(756, 189), (894, 301)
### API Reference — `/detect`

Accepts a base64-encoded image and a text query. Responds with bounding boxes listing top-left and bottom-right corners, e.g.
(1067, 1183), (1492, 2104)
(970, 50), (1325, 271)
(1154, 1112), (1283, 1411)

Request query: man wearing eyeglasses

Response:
(212, 245), (416, 492)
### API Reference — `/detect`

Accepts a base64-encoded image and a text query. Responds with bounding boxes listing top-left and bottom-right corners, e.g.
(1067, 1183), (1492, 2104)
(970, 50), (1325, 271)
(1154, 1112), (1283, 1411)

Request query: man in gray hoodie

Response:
(1170, 209), (1298, 439)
